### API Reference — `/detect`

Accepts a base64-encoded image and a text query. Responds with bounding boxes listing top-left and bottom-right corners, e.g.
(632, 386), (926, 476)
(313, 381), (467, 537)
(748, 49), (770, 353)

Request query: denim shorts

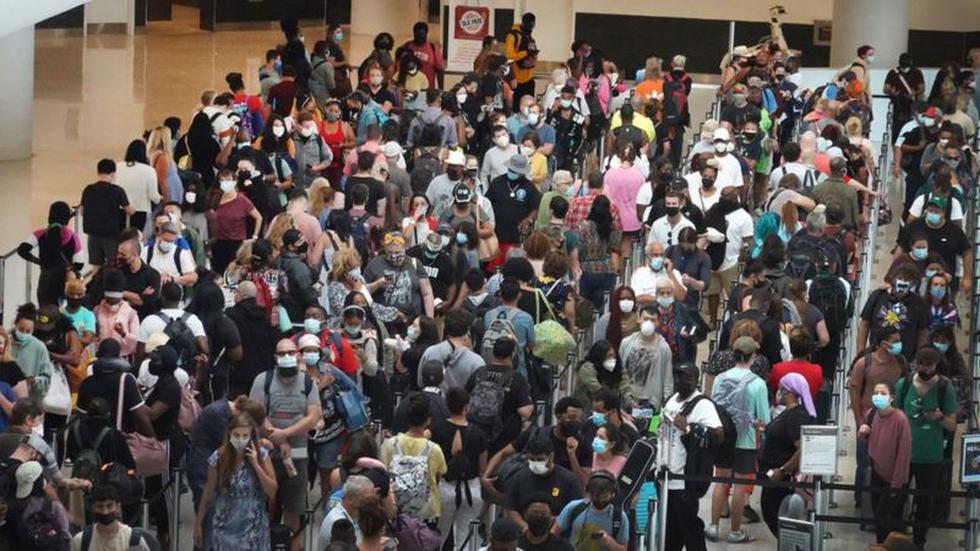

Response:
(312, 437), (344, 470)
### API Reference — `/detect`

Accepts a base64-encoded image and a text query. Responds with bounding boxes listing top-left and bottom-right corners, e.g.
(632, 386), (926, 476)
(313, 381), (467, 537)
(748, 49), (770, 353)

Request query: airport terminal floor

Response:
(1, 4), (978, 551)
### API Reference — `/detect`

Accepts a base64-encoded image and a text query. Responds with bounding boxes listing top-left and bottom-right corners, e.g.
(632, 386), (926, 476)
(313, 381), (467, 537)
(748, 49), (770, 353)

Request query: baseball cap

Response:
(297, 333), (321, 350)
(145, 332), (171, 353)
(420, 359), (444, 386)
(922, 106), (943, 118)
(382, 141), (403, 159)
(673, 362), (700, 380)
(15, 461), (43, 499)
(732, 336), (760, 354)
(746, 76), (763, 89)
(452, 183), (473, 204)
(712, 128), (731, 142)
(282, 228), (302, 247)
(446, 150), (466, 166)
(927, 195), (948, 209)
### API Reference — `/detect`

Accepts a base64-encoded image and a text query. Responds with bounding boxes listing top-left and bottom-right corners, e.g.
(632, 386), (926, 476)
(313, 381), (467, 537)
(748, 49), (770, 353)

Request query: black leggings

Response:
(760, 484), (794, 537)
(211, 239), (242, 275)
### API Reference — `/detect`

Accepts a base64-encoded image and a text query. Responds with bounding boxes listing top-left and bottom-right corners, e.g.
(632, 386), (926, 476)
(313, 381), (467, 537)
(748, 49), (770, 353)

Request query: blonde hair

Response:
(781, 200), (799, 235)
(729, 318), (762, 348)
(0, 327), (13, 363)
(329, 248), (363, 282)
(309, 178), (335, 218)
(845, 116), (863, 137)
(224, 239), (255, 281)
(644, 56), (663, 81)
(147, 126), (174, 161)
(266, 213), (295, 253)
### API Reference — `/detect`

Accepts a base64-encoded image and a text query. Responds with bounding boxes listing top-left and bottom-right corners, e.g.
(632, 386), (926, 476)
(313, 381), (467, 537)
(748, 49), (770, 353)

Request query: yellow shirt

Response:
(504, 24), (535, 84)
(380, 433), (447, 517)
(530, 152), (549, 186)
(401, 72), (430, 94)
(610, 111), (656, 143)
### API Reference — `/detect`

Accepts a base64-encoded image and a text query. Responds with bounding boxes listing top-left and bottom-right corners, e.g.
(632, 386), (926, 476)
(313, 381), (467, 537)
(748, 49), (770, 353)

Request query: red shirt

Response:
(292, 330), (360, 377)
(403, 41), (445, 86)
(768, 359), (822, 401)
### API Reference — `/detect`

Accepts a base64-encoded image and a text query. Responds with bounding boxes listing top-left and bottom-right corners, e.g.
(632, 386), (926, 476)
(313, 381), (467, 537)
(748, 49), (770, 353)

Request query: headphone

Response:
(587, 469), (618, 494)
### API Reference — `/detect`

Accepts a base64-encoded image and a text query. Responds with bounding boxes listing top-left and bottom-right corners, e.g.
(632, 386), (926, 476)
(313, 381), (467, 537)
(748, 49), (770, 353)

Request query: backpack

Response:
(662, 72), (689, 128)
(158, 312), (197, 369)
(711, 371), (759, 435)
(177, 383), (201, 433)
(613, 123), (645, 149)
(389, 512), (442, 551)
(563, 499), (626, 542)
(80, 525), (146, 551)
(480, 308), (521, 367)
(705, 216), (729, 271)
(413, 115), (447, 148)
(350, 211), (373, 267)
(493, 426), (541, 493)
(410, 151), (441, 195)
(462, 295), (499, 350)
(808, 273), (849, 343)
(786, 235), (829, 280)
(263, 371), (314, 416)
(70, 424), (111, 483)
(17, 498), (69, 551)
(467, 367), (515, 443)
(142, 243), (184, 276)
(678, 395), (728, 498)
(389, 437), (434, 518)
(897, 373), (950, 419)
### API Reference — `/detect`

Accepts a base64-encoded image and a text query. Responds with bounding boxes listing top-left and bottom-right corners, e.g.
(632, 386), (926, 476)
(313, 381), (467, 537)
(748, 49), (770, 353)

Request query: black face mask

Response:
(93, 511), (118, 526)
(278, 366), (299, 378)
(447, 167), (462, 181)
(674, 380), (695, 398)
(592, 498), (611, 510)
(66, 298), (83, 310)
(561, 420), (582, 437)
(665, 206), (680, 217)
(148, 361), (164, 377)
(918, 368), (936, 381)
(295, 242), (309, 254)
(525, 512), (552, 536)
(701, 178), (715, 189)
(413, 31), (426, 44)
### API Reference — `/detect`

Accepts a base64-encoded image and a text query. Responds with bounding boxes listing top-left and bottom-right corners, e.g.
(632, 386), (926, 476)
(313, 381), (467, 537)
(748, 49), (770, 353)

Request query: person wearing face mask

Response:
(547, 86), (587, 171)
(893, 346), (956, 547)
(142, 221), (198, 290)
(194, 412), (277, 550)
(426, 149), (467, 214)
(320, 99), (356, 186)
(885, 232), (948, 286)
(249, 337), (322, 543)
(555, 469), (630, 551)
(892, 104), (939, 212)
(709, 127), (745, 190)
(720, 83), (760, 130)
(655, 362), (722, 551)
(364, 232), (435, 320)
(666, 228), (712, 311)
(402, 21), (446, 89)
(647, 191), (696, 248)
(278, 229), (320, 324)
(630, 241), (687, 305)
(92, 272), (140, 359)
(857, 382), (912, 544)
(502, 434), (582, 532)
(650, 278), (696, 365)
(897, 195), (972, 295)
(518, 494), (575, 550)
(587, 424), (628, 480)
(758, 373), (816, 537)
(884, 53), (926, 137)
(208, 168), (263, 275)
(291, 112), (333, 191)
(574, 341), (633, 416)
(618, 306), (673, 417)
(481, 125), (520, 184)
(76, 484), (153, 550)
(923, 272), (959, 333)
(857, 266), (930, 363)
(517, 101), (556, 146)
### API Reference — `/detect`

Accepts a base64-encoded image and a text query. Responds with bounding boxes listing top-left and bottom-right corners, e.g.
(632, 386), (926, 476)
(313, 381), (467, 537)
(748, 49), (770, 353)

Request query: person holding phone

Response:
(194, 411), (278, 550)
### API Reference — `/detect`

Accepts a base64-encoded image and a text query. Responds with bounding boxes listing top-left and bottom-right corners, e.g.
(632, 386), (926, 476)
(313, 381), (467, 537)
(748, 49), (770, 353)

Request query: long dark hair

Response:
(124, 140), (149, 165)
(605, 286), (635, 349)
(187, 279), (227, 335)
(412, 316), (439, 350)
(932, 325), (966, 378)
(587, 195), (614, 242)
(583, 340), (624, 389)
(40, 202), (73, 268)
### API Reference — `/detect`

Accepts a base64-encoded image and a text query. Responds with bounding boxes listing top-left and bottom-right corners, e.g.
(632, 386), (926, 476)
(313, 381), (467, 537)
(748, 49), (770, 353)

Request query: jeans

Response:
(870, 470), (906, 543)
(579, 271), (616, 313)
(437, 478), (483, 549)
(909, 462), (943, 545)
(665, 489), (707, 551)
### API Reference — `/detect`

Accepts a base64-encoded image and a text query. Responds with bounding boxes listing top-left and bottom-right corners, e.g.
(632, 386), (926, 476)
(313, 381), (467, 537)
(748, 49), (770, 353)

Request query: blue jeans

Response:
(580, 272), (616, 314)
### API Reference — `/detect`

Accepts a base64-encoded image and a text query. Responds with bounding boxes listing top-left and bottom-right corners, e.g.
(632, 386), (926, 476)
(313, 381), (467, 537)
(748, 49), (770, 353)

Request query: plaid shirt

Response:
(564, 190), (622, 229)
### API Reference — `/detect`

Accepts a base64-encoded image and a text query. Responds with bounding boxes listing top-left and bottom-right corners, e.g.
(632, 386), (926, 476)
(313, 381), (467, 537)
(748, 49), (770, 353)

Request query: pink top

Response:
(592, 453), (627, 477)
(867, 408), (912, 488)
(94, 301), (140, 358)
(603, 167), (646, 232)
(579, 74), (611, 115)
(291, 211), (323, 266)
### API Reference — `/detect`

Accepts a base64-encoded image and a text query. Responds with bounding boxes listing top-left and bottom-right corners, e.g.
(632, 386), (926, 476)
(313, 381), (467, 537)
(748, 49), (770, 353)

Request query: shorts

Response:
(716, 448), (757, 475)
(87, 235), (119, 266)
(274, 456), (309, 515)
(708, 265), (739, 298)
(312, 437), (343, 470)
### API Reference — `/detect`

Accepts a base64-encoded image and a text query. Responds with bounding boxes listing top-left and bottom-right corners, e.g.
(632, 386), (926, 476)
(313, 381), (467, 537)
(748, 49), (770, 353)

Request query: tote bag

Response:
(117, 374), (167, 478)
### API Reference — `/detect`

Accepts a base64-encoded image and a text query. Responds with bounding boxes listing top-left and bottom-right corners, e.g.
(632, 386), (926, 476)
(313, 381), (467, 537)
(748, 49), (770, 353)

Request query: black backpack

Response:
(159, 312), (197, 368)
(613, 123), (645, 150)
(467, 367), (515, 443)
(897, 373), (950, 417)
(661, 72), (689, 128)
(679, 395), (731, 498)
(786, 235), (828, 280)
(350, 211), (373, 267)
(70, 423), (111, 483)
(705, 217), (729, 271)
(17, 498), (70, 551)
(808, 273), (849, 343)
(410, 151), (441, 195)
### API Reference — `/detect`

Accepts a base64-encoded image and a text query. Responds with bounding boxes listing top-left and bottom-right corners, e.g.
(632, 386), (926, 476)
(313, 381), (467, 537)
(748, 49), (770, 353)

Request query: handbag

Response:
(475, 192), (500, 262)
(117, 374), (168, 478)
(42, 366), (72, 416)
(176, 136), (192, 171)
(531, 288), (576, 366)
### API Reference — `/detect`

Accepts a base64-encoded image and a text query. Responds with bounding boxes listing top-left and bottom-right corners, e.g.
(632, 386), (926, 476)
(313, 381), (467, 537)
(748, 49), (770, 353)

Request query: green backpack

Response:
(532, 287), (576, 366)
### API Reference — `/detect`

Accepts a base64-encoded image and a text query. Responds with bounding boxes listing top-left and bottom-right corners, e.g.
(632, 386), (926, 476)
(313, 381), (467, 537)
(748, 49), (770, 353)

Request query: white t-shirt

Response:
(657, 391), (721, 490)
(137, 308), (206, 343)
(202, 106), (235, 145)
(143, 243), (197, 279)
(604, 155), (650, 180)
(71, 524), (150, 551)
(713, 153), (744, 189)
(768, 161), (819, 192)
(647, 215), (696, 248)
(909, 194), (963, 222)
(719, 209), (754, 272)
(136, 358), (190, 392)
(635, 182), (655, 223)
(630, 266), (684, 298)
(115, 161), (160, 213)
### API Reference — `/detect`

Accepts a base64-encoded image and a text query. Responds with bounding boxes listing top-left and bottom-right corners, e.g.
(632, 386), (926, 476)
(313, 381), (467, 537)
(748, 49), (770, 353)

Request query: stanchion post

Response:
(565, 351), (576, 398)
(171, 468), (181, 551)
(373, 419), (383, 450)
(535, 400), (547, 427)
(468, 518), (481, 551)
(141, 497), (150, 530)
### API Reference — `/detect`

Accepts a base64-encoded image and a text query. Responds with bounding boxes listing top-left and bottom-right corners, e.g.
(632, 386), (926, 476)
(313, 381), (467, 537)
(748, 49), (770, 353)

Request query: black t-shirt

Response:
(897, 219), (968, 278)
(146, 375), (181, 442)
(465, 365), (533, 455)
(123, 263), (162, 320)
(344, 175), (387, 215)
(518, 533), (576, 551)
(370, 88), (398, 107)
(860, 289), (928, 360)
(508, 464), (583, 515)
(206, 314), (242, 377)
(485, 175), (541, 243)
(511, 424), (593, 472)
(720, 104), (761, 129)
(759, 405), (814, 471)
(77, 371), (144, 433)
(65, 418), (136, 469)
(81, 181), (130, 238)
(430, 419), (488, 481)
(407, 246), (456, 300)
(0, 362), (25, 390)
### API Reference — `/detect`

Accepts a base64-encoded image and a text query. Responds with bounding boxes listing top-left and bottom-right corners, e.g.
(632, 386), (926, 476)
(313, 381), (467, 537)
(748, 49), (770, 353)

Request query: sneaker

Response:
(705, 524), (720, 542)
(728, 530), (755, 544)
(742, 504), (761, 524)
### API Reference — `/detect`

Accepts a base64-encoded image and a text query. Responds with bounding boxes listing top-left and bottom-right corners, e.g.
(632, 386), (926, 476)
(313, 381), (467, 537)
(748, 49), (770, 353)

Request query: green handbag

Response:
(532, 287), (576, 366)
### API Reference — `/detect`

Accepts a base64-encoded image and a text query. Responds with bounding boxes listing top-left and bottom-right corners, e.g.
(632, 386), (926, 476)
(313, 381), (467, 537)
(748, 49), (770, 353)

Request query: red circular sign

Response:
(459, 9), (485, 35)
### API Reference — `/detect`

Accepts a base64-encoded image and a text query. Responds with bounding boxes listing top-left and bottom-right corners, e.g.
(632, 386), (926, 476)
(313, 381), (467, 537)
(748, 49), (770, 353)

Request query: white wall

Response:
(85, 0), (134, 33)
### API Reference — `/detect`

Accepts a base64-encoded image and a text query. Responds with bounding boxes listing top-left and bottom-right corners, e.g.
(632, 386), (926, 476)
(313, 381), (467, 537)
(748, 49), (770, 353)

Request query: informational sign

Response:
(778, 518), (813, 551)
(446, 1), (492, 73)
(961, 433), (980, 484)
(800, 425), (838, 476)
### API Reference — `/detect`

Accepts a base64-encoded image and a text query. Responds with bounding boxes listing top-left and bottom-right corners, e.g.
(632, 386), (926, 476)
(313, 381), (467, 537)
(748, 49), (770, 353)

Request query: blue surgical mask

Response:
(344, 324), (360, 336)
(888, 341), (903, 356)
(591, 438), (609, 454)
(657, 296), (675, 308)
(560, 99), (573, 109)
(930, 285), (946, 299)
(303, 352), (321, 366)
(924, 269), (938, 279)
(935, 342), (950, 353)
(925, 212), (942, 226)
(590, 411), (607, 427)
(871, 394), (890, 410)
(13, 331), (29, 343)
(276, 354), (298, 368)
(304, 318), (321, 335)
(456, 233), (468, 245)
(911, 247), (928, 261)
(506, 171), (520, 181)
(649, 257), (664, 271)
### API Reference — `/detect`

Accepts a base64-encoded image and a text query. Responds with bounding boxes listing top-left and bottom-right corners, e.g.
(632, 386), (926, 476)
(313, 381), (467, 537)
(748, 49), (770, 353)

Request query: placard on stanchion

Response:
(800, 425), (838, 476)
(777, 518), (814, 550)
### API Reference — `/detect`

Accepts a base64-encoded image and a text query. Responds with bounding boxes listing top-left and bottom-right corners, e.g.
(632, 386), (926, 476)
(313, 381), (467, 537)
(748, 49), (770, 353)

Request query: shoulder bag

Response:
(475, 194), (500, 262)
(118, 373), (168, 478)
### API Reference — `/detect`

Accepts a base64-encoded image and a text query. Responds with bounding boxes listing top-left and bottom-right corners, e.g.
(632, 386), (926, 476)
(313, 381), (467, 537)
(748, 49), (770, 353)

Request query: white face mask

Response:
(184, 192), (196, 204)
(867, 55), (875, 64)
(456, 92), (468, 105)
(714, 141), (728, 153)
(495, 135), (510, 148)
(299, 126), (313, 137)
(32, 419), (44, 438)
(528, 460), (549, 475)
(369, 75), (383, 86)
(220, 180), (236, 193)
(520, 145), (534, 157)
(229, 435), (250, 451)
(602, 359), (617, 372)
(272, 125), (286, 138)
(618, 299), (634, 313)
(157, 240), (174, 253)
(527, 112), (540, 126)
(640, 320), (656, 337)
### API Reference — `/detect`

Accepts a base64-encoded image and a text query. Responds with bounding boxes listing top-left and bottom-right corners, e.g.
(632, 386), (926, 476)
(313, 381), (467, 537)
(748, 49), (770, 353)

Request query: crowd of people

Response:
(0, 13), (978, 551)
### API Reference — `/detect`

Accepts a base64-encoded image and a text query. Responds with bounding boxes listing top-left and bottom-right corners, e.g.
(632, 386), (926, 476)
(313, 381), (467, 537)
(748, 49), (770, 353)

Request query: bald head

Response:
(236, 281), (258, 301)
